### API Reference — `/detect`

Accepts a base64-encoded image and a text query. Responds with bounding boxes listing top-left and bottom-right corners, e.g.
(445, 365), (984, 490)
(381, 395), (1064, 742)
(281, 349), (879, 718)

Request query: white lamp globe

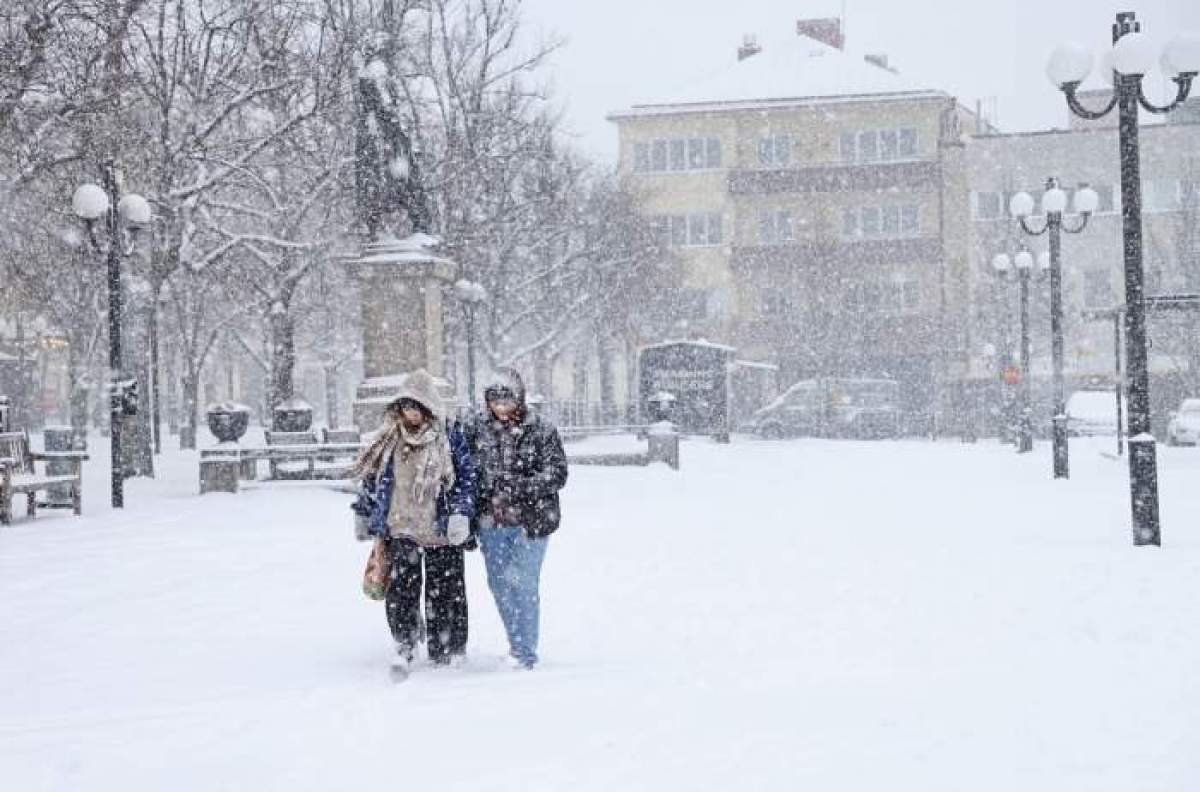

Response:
(117, 194), (152, 226)
(72, 184), (109, 220)
(1042, 187), (1068, 214)
(1161, 33), (1200, 77)
(1015, 251), (1034, 271)
(1009, 191), (1036, 218)
(1046, 42), (1094, 87)
(992, 253), (1012, 273)
(1111, 31), (1156, 76)
(1037, 251), (1052, 272)
(1073, 186), (1100, 214)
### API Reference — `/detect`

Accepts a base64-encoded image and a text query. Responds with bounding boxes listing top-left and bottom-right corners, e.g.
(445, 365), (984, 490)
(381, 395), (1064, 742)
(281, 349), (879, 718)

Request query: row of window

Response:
(648, 213), (724, 247)
(843, 204), (921, 238)
(974, 179), (1197, 220)
(762, 278), (921, 316)
(840, 128), (919, 164)
(632, 128), (921, 173)
(633, 138), (723, 173)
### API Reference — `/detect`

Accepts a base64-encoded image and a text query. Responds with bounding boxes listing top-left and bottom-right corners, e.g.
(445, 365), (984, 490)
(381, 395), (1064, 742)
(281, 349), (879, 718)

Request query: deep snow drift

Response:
(2, 435), (1199, 791)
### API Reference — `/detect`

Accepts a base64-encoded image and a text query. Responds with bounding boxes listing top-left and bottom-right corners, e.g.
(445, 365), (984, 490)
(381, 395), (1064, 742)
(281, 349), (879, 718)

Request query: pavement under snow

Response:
(2, 434), (1198, 790)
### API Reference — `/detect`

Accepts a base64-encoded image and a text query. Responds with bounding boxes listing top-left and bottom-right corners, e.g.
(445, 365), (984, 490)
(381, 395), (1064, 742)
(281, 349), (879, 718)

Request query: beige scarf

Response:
(353, 413), (453, 504)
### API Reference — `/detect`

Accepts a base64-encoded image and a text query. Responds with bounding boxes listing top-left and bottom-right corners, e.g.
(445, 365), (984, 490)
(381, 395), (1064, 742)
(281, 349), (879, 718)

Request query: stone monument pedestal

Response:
(345, 234), (458, 433)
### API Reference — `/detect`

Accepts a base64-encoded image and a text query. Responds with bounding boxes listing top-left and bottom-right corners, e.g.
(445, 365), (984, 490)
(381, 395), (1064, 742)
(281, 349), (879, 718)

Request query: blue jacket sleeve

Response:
(445, 422), (477, 518)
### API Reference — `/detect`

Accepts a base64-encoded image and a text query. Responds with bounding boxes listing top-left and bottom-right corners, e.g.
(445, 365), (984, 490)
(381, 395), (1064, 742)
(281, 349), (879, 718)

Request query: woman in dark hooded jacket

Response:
(352, 369), (477, 673)
(464, 368), (567, 669)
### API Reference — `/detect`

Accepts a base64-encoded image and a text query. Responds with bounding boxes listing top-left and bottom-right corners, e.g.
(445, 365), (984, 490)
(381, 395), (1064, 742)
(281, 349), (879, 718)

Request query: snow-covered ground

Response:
(2, 435), (1199, 791)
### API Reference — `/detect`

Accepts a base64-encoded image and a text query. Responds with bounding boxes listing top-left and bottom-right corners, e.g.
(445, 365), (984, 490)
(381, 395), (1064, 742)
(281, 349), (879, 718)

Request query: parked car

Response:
(1167, 399), (1200, 446)
(749, 378), (900, 439)
(749, 380), (822, 438)
(1065, 390), (1118, 437)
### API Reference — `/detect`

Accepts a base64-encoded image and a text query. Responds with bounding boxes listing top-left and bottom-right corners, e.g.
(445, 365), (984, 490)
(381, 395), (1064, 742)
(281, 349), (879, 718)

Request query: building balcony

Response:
(730, 237), (944, 272)
(728, 159), (942, 196)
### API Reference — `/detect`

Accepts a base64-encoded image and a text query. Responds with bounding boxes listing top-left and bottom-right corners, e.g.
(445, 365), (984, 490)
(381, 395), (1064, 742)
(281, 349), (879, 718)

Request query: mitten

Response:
(447, 514), (471, 545)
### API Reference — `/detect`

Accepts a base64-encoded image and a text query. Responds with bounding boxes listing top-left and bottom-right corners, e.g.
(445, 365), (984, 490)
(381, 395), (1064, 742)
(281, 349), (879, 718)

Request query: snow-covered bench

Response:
(0, 431), (87, 524)
(199, 441), (363, 492)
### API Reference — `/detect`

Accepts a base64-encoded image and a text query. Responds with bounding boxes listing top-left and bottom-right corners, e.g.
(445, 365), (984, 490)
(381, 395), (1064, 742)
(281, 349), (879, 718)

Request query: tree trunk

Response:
(324, 364), (339, 428)
(597, 333), (616, 425)
(268, 307), (296, 428)
(149, 298), (161, 454)
(180, 371), (199, 449)
(67, 337), (90, 448)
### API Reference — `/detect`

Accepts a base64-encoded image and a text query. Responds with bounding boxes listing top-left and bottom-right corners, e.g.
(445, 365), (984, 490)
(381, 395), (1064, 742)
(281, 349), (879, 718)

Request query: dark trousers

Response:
(385, 538), (468, 661)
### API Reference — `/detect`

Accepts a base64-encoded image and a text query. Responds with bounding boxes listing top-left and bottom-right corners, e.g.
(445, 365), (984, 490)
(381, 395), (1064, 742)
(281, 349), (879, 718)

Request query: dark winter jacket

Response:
(352, 420), (478, 542)
(464, 408), (568, 539)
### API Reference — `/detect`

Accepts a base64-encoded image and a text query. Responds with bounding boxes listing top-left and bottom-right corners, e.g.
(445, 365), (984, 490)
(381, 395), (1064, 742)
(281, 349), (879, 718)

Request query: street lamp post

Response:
(992, 250), (1049, 454)
(1008, 179), (1098, 479)
(1047, 14), (1199, 545)
(454, 279), (487, 407)
(72, 160), (151, 509)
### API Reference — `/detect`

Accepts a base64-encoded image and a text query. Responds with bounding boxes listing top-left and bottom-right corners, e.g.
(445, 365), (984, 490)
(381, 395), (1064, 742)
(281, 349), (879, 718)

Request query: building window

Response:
(885, 277), (920, 314)
(706, 138), (722, 168)
(669, 139), (686, 171)
(861, 207), (881, 236)
(686, 212), (722, 246)
(1143, 179), (1181, 212)
(758, 134), (792, 167)
(841, 128), (919, 163)
(651, 140), (667, 171)
(1083, 270), (1113, 309)
(670, 216), (688, 246)
(843, 208), (859, 237)
(843, 204), (920, 238)
(840, 132), (856, 163)
(634, 143), (650, 173)
(632, 137), (723, 173)
(758, 209), (794, 244)
(1080, 184), (1117, 214)
(974, 191), (1003, 220)
(857, 130), (878, 162)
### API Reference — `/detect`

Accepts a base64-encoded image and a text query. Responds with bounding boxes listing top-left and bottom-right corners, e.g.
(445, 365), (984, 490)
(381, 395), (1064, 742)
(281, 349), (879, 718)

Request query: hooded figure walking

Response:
(352, 369), (477, 675)
(464, 368), (568, 669)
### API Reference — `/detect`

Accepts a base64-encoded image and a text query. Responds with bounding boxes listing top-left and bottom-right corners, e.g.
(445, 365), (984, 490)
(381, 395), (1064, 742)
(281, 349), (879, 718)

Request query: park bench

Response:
(264, 430), (319, 480)
(0, 431), (88, 524)
(199, 440), (364, 493)
(561, 423), (680, 470)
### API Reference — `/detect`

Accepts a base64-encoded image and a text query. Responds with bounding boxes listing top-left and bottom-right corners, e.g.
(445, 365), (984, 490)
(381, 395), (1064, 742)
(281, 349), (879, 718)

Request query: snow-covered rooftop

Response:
(610, 32), (947, 119)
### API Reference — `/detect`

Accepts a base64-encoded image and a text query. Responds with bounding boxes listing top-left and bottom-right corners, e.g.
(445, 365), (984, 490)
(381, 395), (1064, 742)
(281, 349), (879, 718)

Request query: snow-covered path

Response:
(2, 437), (1199, 790)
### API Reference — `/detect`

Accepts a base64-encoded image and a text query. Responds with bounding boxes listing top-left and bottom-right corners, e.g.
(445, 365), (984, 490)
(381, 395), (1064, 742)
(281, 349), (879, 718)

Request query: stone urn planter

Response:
(272, 398), (314, 432)
(206, 402), (251, 443)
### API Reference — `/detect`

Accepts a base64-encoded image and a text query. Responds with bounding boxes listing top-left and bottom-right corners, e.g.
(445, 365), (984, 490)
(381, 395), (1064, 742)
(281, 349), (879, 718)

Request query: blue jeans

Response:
(478, 525), (548, 665)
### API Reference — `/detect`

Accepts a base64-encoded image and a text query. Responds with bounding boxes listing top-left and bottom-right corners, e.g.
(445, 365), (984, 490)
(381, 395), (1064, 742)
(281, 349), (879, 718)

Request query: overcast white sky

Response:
(519, 0), (1200, 163)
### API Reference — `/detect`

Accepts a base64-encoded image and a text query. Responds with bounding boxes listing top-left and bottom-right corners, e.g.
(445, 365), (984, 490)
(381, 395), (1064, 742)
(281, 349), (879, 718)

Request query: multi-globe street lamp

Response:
(992, 249), (1049, 454)
(1046, 13), (1199, 546)
(1008, 178), (1098, 479)
(454, 279), (487, 407)
(72, 159), (151, 509)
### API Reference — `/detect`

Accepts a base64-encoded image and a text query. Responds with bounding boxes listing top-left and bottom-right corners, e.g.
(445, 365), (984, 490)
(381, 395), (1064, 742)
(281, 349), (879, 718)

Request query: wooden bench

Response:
(264, 430), (318, 480)
(199, 441), (363, 491)
(0, 431), (88, 524)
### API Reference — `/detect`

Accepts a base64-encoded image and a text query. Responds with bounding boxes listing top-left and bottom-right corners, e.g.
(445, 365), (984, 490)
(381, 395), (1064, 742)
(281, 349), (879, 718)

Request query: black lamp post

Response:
(1047, 13), (1199, 545)
(992, 249), (1049, 453)
(454, 279), (487, 407)
(1008, 178), (1098, 478)
(72, 159), (151, 509)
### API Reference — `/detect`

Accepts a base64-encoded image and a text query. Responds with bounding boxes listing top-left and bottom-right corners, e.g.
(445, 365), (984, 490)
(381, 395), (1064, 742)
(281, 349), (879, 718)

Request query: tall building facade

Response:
(609, 19), (987, 428)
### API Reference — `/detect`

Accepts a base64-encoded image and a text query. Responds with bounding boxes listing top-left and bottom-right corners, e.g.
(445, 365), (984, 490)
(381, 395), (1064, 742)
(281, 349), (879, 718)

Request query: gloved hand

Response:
(447, 514), (471, 545)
